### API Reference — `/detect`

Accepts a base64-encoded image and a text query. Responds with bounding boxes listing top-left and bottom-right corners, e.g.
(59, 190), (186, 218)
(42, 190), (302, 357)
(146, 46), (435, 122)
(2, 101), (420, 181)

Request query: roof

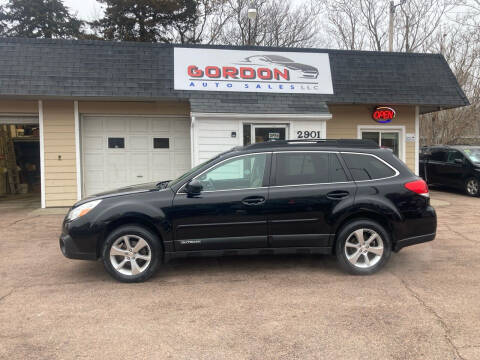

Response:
(0, 37), (470, 114)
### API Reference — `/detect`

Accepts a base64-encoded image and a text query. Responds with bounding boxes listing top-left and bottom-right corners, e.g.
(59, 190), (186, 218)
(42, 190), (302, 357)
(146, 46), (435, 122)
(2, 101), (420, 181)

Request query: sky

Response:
(64, 0), (103, 21)
(63, 0), (307, 21)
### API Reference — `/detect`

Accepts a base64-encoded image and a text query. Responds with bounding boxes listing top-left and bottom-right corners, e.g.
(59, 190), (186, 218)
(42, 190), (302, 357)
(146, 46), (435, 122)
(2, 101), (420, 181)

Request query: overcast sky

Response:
(63, 0), (306, 21)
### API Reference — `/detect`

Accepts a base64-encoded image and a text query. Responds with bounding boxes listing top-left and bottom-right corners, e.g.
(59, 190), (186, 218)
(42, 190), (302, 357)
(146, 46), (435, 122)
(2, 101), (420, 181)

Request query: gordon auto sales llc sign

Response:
(174, 47), (334, 94)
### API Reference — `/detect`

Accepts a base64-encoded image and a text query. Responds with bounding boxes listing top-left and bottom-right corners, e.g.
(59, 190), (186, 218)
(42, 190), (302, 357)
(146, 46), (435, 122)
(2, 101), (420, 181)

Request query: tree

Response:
(319, 0), (457, 52)
(0, 0), (84, 39)
(203, 0), (321, 47)
(92, 0), (198, 43)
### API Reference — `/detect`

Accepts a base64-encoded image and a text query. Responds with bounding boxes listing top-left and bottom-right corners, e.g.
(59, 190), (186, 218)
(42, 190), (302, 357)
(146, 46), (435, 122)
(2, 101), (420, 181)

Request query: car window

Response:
(275, 152), (341, 186)
(342, 153), (396, 181)
(330, 153), (349, 182)
(430, 150), (447, 162)
(196, 153), (267, 191)
(446, 150), (464, 164)
(463, 148), (480, 164)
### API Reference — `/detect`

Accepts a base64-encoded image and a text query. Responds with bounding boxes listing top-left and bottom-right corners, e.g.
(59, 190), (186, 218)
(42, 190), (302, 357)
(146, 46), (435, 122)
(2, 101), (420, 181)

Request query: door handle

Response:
(326, 191), (350, 200)
(242, 196), (266, 206)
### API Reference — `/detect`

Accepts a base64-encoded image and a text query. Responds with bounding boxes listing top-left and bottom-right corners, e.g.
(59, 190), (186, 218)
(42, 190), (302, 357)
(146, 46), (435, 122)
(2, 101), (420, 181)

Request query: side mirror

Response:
(454, 158), (464, 165)
(185, 179), (203, 196)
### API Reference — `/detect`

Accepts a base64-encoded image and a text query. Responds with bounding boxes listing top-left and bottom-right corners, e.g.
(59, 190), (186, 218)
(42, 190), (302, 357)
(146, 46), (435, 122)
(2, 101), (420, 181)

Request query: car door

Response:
(267, 151), (356, 248)
(426, 149), (447, 185)
(444, 150), (469, 189)
(171, 152), (271, 251)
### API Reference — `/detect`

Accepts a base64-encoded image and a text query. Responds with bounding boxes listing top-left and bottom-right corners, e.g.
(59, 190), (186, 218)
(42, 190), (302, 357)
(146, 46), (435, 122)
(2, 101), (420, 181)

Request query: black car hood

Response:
(75, 182), (168, 206)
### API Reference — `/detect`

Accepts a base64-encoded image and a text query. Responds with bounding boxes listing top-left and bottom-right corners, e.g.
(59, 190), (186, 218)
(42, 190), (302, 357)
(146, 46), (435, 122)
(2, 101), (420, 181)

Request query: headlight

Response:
(67, 200), (102, 221)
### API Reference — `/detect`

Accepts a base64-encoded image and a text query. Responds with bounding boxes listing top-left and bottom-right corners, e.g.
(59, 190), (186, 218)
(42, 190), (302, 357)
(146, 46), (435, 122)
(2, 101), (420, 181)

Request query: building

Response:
(0, 38), (469, 208)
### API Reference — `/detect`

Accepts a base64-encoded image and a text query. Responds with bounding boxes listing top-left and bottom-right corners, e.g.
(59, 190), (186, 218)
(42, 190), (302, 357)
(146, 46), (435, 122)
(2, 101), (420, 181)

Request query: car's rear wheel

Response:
(465, 178), (479, 197)
(102, 225), (162, 283)
(335, 220), (391, 275)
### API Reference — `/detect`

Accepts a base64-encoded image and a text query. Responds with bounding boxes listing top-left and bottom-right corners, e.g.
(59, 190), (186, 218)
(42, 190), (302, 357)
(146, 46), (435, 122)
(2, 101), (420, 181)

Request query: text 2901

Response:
(297, 131), (322, 139)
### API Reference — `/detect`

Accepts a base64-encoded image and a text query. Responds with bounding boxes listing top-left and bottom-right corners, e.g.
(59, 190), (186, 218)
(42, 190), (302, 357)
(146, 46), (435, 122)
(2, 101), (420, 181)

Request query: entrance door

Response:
(251, 125), (287, 143)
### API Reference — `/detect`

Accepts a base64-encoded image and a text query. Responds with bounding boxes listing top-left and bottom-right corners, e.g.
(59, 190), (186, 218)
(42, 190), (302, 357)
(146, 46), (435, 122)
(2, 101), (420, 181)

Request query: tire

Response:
(102, 225), (162, 283)
(335, 219), (391, 275)
(465, 177), (479, 197)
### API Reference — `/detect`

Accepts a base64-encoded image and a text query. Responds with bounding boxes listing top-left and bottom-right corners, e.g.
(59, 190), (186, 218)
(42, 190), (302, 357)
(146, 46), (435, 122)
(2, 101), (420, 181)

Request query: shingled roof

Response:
(0, 37), (470, 114)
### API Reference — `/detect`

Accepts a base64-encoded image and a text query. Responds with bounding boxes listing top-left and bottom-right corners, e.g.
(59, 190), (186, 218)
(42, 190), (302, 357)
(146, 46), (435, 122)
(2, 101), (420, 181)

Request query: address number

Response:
(297, 130), (322, 139)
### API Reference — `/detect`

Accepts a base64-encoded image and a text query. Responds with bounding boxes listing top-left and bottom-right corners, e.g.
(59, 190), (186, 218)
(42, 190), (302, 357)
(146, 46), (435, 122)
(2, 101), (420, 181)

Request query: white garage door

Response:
(81, 116), (191, 196)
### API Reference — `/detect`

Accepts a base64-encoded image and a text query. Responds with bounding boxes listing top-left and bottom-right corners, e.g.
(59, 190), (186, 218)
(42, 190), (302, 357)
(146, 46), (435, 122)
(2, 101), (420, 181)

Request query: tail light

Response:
(405, 179), (429, 197)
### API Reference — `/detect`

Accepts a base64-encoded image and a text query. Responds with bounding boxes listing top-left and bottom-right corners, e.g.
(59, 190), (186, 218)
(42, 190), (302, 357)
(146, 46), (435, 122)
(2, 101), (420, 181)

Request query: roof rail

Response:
(244, 139), (380, 149)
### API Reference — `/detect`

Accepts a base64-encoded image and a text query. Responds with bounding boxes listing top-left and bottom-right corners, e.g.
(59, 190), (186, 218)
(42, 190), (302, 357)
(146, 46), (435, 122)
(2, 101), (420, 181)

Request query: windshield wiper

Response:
(155, 180), (170, 189)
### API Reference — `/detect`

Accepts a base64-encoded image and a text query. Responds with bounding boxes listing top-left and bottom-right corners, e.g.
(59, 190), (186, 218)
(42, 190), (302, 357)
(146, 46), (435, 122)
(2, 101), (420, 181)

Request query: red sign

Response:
(372, 106), (396, 123)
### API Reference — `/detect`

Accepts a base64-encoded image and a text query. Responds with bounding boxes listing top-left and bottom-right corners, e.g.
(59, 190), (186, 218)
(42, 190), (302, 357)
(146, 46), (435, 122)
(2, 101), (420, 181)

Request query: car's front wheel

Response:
(102, 225), (162, 283)
(465, 178), (479, 197)
(335, 220), (391, 275)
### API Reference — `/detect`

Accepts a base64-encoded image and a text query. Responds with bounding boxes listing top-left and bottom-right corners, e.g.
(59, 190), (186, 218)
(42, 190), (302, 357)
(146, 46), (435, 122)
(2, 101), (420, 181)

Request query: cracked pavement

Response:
(0, 190), (479, 359)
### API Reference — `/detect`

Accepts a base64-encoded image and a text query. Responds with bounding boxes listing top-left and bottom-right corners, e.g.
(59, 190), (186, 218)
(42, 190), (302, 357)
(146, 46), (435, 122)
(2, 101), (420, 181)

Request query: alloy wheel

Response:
(466, 179), (479, 196)
(344, 229), (384, 269)
(109, 235), (152, 276)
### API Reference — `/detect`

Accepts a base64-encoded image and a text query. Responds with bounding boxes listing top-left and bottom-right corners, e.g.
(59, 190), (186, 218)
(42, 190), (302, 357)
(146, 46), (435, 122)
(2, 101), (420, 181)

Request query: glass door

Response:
(251, 124), (287, 144)
(361, 131), (400, 158)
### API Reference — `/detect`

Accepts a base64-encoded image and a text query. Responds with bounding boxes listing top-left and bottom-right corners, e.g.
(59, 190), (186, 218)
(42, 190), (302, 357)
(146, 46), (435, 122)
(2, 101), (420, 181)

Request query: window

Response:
(361, 131), (400, 158)
(108, 137), (125, 149)
(275, 152), (345, 186)
(330, 154), (349, 182)
(342, 153), (396, 181)
(197, 153), (267, 191)
(446, 150), (464, 164)
(153, 138), (169, 149)
(430, 150), (447, 162)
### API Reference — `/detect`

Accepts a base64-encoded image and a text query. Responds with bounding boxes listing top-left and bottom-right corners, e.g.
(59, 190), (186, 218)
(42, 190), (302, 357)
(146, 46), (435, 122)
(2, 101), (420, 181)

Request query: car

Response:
(240, 55), (319, 79)
(60, 139), (437, 282)
(420, 145), (480, 196)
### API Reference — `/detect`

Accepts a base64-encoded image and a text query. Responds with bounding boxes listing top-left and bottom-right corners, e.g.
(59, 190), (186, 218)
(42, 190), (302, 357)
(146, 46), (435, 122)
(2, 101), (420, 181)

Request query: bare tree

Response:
(210, 0), (321, 47)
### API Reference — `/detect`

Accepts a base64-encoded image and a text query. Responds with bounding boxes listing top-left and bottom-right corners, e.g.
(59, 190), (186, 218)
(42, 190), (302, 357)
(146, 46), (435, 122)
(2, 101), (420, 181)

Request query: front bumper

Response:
(393, 232), (436, 252)
(59, 233), (97, 260)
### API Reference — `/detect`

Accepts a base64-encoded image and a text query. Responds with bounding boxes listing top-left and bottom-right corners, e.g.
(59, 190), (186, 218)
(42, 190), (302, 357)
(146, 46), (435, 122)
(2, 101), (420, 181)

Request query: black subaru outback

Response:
(60, 139), (436, 282)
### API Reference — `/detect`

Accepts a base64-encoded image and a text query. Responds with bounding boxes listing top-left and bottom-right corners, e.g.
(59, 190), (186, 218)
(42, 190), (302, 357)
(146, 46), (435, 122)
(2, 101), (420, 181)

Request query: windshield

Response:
(462, 147), (480, 164)
(167, 157), (219, 188)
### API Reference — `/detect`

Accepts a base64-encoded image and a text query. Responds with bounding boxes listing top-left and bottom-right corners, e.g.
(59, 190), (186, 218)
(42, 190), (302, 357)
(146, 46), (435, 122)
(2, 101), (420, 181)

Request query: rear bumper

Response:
(59, 233), (97, 260)
(393, 232), (436, 252)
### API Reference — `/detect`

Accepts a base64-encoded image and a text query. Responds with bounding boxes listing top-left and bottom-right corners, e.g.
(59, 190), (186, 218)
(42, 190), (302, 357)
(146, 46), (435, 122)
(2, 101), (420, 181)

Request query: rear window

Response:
(275, 152), (348, 186)
(342, 153), (396, 181)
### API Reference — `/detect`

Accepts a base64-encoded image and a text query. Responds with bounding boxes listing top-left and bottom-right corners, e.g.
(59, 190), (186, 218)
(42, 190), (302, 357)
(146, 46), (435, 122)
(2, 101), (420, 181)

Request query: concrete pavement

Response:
(0, 190), (479, 359)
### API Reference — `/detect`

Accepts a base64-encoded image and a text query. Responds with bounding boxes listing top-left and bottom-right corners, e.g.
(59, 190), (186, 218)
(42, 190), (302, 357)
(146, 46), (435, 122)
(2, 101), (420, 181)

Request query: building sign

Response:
(174, 48), (334, 94)
(372, 106), (396, 123)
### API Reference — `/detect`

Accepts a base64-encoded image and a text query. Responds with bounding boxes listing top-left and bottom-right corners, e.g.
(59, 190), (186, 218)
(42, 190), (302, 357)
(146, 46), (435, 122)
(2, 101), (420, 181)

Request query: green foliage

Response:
(93, 0), (198, 42)
(0, 0), (84, 39)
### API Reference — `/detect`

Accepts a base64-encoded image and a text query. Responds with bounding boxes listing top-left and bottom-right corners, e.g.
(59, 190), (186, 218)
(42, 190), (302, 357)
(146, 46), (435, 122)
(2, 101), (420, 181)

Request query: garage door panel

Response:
(129, 135), (149, 151)
(84, 136), (103, 150)
(129, 153), (150, 183)
(82, 116), (191, 196)
(84, 153), (104, 169)
(174, 153), (190, 168)
(173, 137), (190, 151)
(129, 118), (149, 132)
(105, 118), (127, 132)
(82, 117), (103, 133)
(105, 153), (128, 184)
(152, 119), (171, 132)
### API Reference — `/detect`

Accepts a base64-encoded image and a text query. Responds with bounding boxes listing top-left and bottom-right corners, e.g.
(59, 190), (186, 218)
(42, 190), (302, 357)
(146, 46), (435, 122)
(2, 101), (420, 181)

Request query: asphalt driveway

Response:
(0, 190), (479, 359)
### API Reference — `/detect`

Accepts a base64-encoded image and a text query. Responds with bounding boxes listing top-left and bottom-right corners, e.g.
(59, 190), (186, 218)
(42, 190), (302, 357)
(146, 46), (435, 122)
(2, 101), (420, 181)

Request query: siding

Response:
(327, 105), (416, 170)
(0, 100), (38, 113)
(43, 100), (77, 207)
(195, 119), (240, 164)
